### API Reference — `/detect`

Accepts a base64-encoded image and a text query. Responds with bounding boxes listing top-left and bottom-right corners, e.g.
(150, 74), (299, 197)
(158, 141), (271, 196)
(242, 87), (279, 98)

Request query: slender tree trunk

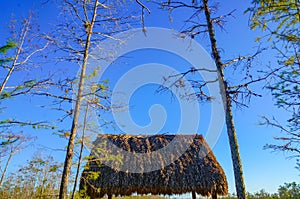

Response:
(0, 150), (13, 186)
(202, 0), (246, 198)
(71, 104), (89, 199)
(0, 20), (29, 94)
(59, 1), (99, 198)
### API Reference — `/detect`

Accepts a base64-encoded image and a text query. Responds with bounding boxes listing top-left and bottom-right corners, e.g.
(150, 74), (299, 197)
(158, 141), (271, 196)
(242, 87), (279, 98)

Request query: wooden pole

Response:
(108, 194), (112, 199)
(212, 192), (217, 199)
(192, 191), (196, 199)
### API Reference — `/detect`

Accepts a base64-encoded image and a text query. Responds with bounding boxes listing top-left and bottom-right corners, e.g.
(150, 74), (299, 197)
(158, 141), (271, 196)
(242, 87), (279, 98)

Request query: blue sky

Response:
(0, 0), (299, 195)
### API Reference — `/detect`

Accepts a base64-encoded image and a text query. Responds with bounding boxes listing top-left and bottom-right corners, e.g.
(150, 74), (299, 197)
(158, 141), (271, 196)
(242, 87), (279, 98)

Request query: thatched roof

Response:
(80, 134), (228, 198)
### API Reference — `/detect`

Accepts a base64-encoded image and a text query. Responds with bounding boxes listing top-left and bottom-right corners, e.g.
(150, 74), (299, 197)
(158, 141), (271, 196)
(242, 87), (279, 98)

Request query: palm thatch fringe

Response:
(80, 134), (228, 198)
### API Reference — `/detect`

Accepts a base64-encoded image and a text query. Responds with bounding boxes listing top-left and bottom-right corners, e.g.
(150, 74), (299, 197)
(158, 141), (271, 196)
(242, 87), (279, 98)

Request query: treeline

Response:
(224, 182), (300, 199)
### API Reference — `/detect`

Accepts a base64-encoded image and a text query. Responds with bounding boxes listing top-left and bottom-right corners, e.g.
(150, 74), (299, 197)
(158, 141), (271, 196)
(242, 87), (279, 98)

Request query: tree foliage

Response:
(222, 182), (300, 199)
(0, 154), (62, 199)
(248, 0), (300, 160)
(0, 13), (57, 188)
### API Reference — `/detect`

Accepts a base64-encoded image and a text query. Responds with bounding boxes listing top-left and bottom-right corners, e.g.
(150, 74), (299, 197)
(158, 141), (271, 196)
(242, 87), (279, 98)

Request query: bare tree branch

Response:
(136, 0), (151, 31)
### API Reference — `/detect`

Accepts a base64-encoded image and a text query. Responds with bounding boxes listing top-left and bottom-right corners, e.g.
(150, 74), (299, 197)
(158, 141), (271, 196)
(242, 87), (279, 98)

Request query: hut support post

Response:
(192, 191), (196, 199)
(108, 194), (112, 199)
(212, 192), (217, 199)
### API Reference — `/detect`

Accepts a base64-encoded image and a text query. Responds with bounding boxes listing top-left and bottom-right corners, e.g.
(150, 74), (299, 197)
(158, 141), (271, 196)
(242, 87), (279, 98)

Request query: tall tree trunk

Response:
(59, 1), (99, 198)
(202, 0), (246, 198)
(71, 104), (88, 199)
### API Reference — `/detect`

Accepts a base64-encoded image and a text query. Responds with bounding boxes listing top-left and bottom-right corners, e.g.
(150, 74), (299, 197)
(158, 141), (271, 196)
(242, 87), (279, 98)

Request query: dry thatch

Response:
(80, 134), (228, 199)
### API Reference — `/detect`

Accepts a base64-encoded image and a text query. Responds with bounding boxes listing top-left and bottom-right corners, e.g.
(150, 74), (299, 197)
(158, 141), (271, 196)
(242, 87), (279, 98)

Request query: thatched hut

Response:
(80, 134), (228, 199)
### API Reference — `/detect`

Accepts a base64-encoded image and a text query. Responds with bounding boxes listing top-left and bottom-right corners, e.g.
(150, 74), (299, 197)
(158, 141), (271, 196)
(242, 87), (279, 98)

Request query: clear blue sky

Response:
(0, 0), (299, 195)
